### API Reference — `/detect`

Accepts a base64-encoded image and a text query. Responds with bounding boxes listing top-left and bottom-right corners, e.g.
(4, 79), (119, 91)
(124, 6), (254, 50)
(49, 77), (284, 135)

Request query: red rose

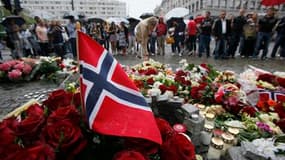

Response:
(276, 119), (285, 133)
(176, 70), (187, 77)
(124, 138), (159, 155)
(155, 118), (175, 141)
(15, 114), (45, 141)
(276, 77), (285, 88)
(43, 89), (73, 111)
(44, 120), (87, 156)
(160, 134), (196, 160)
(72, 92), (82, 107)
(26, 103), (44, 116)
(48, 105), (81, 125)
(241, 106), (257, 117)
(0, 118), (21, 160)
(159, 84), (168, 93)
(144, 68), (158, 76)
(6, 141), (55, 160)
(200, 63), (209, 72)
(146, 77), (155, 85)
(113, 150), (149, 160)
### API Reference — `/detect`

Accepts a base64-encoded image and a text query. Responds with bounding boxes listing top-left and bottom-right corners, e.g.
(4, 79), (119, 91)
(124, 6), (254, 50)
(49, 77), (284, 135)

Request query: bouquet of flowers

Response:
(0, 88), (197, 160)
(0, 60), (33, 81)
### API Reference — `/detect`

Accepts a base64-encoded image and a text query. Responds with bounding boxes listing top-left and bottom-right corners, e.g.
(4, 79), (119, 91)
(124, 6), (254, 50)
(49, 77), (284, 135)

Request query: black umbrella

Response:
(127, 17), (140, 24)
(1, 15), (25, 27)
(139, 13), (154, 19)
(87, 17), (105, 24)
(63, 11), (85, 19)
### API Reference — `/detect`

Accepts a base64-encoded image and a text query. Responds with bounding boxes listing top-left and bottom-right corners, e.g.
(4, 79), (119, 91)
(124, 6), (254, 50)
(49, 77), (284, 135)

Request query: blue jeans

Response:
(253, 32), (271, 58)
(150, 36), (156, 54)
(214, 36), (228, 59)
(199, 34), (211, 57)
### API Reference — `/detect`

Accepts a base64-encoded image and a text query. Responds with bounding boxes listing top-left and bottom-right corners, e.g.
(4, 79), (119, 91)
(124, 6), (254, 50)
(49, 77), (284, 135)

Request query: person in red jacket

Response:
(156, 17), (167, 56)
(187, 16), (197, 56)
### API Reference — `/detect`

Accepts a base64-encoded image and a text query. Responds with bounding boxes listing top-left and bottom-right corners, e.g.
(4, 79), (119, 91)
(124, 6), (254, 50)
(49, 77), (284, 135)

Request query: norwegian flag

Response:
(77, 32), (162, 144)
(259, 89), (285, 102)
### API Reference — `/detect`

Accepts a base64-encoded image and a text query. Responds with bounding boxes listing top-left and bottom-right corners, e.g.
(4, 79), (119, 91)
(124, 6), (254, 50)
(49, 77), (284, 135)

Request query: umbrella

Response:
(261, 0), (285, 6)
(166, 17), (184, 27)
(106, 17), (129, 25)
(87, 16), (105, 24)
(165, 7), (189, 20)
(29, 10), (56, 20)
(127, 17), (140, 24)
(1, 15), (25, 28)
(63, 11), (85, 19)
(139, 13), (154, 19)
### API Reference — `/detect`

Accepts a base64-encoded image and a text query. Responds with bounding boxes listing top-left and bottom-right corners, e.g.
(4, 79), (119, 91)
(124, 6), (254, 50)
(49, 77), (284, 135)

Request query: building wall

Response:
(21, 0), (127, 20)
(155, 0), (285, 17)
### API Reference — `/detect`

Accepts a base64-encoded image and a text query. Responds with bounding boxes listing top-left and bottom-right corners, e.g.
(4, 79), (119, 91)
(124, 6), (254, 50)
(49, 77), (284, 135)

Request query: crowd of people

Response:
(1, 7), (285, 61)
(165, 7), (285, 60)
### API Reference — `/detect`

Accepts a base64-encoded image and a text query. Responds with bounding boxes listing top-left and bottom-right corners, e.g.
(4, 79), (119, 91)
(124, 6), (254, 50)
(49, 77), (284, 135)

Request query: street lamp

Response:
(71, 0), (74, 11)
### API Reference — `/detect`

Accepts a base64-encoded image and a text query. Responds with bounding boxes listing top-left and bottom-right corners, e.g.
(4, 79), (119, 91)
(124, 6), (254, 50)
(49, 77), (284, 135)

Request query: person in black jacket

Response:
(198, 11), (213, 58)
(212, 10), (231, 59)
(270, 16), (285, 59)
(253, 7), (277, 60)
(228, 9), (247, 58)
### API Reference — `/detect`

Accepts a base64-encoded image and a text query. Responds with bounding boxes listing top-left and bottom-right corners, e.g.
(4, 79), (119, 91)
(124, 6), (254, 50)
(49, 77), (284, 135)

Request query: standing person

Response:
(253, 7), (277, 60)
(66, 17), (77, 58)
(48, 21), (65, 59)
(6, 19), (23, 59)
(156, 17), (167, 56)
(20, 24), (34, 57)
(109, 22), (117, 55)
(242, 16), (257, 58)
(228, 9), (247, 58)
(117, 22), (128, 56)
(36, 19), (49, 56)
(103, 22), (110, 51)
(187, 16), (197, 56)
(149, 28), (157, 55)
(175, 18), (186, 56)
(198, 11), (213, 58)
(212, 10), (231, 59)
(270, 16), (285, 59)
(128, 22), (137, 55)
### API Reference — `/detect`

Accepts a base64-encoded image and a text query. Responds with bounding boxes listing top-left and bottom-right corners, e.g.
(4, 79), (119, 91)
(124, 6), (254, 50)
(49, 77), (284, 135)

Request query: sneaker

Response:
(179, 53), (182, 57)
(136, 55), (142, 59)
(188, 51), (193, 56)
(172, 53), (175, 56)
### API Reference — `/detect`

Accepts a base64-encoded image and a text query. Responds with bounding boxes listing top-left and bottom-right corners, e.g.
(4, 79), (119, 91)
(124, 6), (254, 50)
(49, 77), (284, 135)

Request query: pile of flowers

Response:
(0, 57), (78, 82)
(0, 60), (33, 81)
(126, 59), (285, 142)
(0, 88), (197, 160)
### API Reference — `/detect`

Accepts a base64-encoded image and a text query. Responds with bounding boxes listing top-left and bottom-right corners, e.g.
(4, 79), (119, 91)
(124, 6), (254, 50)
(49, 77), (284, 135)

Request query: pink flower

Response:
(13, 62), (25, 70)
(22, 64), (32, 75)
(8, 69), (22, 80)
(0, 63), (12, 71)
(7, 60), (20, 66)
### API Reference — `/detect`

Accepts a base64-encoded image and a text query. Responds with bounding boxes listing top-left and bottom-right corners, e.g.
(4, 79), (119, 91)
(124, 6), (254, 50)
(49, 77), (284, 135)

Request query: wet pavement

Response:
(1, 44), (284, 119)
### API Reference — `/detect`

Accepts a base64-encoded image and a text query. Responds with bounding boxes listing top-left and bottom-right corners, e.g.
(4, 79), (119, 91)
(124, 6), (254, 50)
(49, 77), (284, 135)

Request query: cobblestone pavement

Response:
(1, 44), (284, 119)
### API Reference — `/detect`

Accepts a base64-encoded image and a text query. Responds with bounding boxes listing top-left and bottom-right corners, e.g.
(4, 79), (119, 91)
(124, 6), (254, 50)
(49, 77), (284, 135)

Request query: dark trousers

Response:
(253, 32), (271, 58)
(228, 33), (241, 57)
(198, 34), (211, 57)
(39, 42), (49, 56)
(242, 37), (256, 57)
(271, 34), (285, 58)
(150, 36), (156, 54)
(187, 35), (196, 52)
(54, 43), (65, 59)
(69, 38), (77, 58)
(214, 36), (228, 59)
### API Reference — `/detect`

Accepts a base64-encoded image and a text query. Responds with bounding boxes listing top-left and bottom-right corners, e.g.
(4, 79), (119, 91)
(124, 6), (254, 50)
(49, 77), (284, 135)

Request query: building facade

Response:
(21, 0), (127, 20)
(155, 0), (285, 17)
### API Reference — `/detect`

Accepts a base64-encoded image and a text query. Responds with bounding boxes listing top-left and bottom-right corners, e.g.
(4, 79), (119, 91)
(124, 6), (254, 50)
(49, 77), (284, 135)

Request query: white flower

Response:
(153, 81), (163, 89)
(147, 88), (161, 97)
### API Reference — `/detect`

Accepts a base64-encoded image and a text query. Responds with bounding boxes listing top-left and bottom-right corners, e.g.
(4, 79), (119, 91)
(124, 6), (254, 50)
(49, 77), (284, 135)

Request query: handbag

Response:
(166, 36), (175, 44)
